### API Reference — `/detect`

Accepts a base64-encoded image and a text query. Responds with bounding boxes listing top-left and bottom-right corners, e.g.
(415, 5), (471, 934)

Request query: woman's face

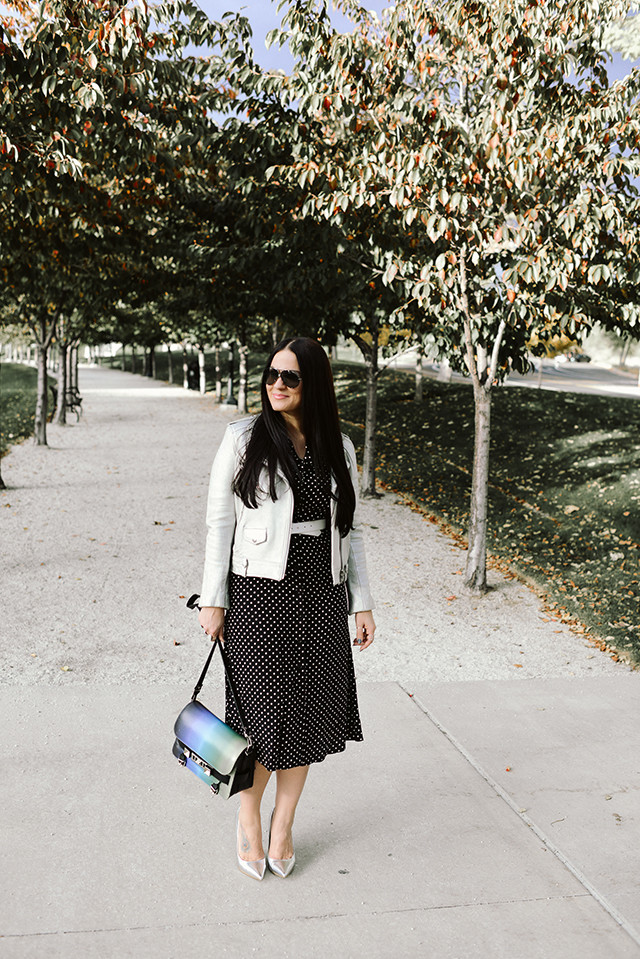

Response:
(266, 348), (303, 420)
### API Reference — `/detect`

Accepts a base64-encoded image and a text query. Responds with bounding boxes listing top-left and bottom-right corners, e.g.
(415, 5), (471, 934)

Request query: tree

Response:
(1, 0), (251, 442)
(218, 4), (427, 494)
(380, 0), (640, 589)
(264, 0), (640, 589)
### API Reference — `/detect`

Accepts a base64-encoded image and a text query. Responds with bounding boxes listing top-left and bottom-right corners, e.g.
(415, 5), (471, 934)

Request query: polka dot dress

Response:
(223, 446), (363, 771)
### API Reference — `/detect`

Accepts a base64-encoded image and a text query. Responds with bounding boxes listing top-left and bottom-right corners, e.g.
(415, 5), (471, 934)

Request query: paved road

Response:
(508, 361), (640, 399)
(390, 356), (640, 399)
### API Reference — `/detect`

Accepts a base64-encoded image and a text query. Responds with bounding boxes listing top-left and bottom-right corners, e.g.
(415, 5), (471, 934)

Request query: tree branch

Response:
(375, 343), (419, 379)
(487, 311), (509, 391)
(351, 332), (373, 358)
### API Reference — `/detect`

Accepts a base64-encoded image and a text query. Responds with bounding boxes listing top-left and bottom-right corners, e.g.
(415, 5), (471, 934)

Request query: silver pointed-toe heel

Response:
(267, 809), (296, 879)
(236, 810), (266, 881)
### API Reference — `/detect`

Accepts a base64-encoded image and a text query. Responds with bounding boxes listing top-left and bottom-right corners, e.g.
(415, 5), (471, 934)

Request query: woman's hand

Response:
(198, 606), (225, 642)
(353, 610), (376, 651)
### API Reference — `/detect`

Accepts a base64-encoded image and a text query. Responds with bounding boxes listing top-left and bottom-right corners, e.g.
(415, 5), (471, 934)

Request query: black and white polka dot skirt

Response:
(222, 450), (363, 771)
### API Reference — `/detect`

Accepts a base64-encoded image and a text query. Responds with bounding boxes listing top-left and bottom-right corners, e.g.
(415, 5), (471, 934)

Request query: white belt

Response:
(291, 519), (327, 536)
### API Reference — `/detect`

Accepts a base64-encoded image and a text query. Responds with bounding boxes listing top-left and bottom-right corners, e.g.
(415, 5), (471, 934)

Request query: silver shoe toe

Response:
(268, 809), (295, 878)
(237, 855), (267, 881)
(267, 852), (296, 878)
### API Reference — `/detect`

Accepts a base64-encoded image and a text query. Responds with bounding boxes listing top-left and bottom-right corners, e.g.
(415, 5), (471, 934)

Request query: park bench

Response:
(66, 387), (83, 419)
(49, 383), (83, 421)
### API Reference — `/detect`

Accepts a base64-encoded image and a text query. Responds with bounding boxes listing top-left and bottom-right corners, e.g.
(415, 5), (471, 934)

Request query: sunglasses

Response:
(266, 367), (303, 389)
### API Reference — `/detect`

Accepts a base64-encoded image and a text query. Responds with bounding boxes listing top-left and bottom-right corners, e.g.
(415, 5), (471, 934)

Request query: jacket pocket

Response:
(243, 527), (268, 546)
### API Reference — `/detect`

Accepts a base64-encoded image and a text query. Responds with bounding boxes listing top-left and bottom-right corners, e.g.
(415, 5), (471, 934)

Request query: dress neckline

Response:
(288, 437), (308, 462)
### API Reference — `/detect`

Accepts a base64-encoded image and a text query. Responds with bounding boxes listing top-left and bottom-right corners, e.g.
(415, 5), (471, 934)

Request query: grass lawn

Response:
(0, 363), (42, 456)
(98, 347), (201, 383)
(332, 365), (640, 666)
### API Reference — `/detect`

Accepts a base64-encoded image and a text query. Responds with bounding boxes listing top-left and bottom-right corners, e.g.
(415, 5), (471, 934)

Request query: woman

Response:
(198, 337), (375, 880)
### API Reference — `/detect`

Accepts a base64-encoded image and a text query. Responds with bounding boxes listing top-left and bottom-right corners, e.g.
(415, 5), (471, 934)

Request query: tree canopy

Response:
(3, 0), (640, 591)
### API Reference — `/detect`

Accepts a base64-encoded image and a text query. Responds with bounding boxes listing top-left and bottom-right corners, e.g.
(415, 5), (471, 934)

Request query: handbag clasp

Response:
(182, 745), (216, 778)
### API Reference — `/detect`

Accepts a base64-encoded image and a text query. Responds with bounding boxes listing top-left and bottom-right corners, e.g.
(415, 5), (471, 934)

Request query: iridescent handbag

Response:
(172, 595), (256, 798)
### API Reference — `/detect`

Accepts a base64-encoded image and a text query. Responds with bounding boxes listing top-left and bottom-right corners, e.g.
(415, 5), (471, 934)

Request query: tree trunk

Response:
(144, 346), (155, 378)
(414, 350), (423, 402)
(223, 342), (237, 406)
(32, 313), (57, 446)
(121, 344), (127, 371)
(458, 253), (509, 594)
(620, 338), (631, 366)
(436, 356), (452, 382)
(214, 345), (222, 401)
(131, 345), (137, 375)
(70, 342), (80, 394)
(361, 352), (378, 496)
(182, 346), (189, 389)
(167, 346), (173, 385)
(198, 347), (206, 394)
(352, 326), (380, 497)
(54, 340), (68, 425)
(237, 340), (248, 413)
(464, 384), (492, 592)
(67, 344), (74, 394)
(34, 341), (49, 446)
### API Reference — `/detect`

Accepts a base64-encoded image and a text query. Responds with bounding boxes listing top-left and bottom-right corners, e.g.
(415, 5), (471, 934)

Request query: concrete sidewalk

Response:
(2, 677), (639, 958)
(2, 365), (639, 957)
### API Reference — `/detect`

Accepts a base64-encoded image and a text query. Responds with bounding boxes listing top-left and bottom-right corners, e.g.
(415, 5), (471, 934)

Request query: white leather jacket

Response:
(200, 417), (374, 614)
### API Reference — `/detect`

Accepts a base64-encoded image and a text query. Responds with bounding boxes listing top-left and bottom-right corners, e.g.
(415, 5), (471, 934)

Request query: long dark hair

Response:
(233, 337), (356, 536)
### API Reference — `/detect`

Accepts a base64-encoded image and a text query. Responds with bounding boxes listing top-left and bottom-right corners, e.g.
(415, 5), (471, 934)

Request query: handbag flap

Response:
(174, 700), (249, 776)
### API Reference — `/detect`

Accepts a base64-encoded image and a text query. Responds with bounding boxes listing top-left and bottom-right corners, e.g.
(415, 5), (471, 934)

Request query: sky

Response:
(1, 0), (635, 78)
(192, 0), (638, 81)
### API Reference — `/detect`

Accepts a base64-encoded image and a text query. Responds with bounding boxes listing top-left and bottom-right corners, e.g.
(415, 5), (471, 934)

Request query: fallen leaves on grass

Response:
(339, 365), (640, 666)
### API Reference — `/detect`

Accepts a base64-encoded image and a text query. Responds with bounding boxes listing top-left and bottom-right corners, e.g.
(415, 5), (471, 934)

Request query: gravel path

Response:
(0, 366), (628, 686)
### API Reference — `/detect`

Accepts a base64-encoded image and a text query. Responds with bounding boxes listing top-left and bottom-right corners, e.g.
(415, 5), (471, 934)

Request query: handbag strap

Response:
(186, 594), (253, 746)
